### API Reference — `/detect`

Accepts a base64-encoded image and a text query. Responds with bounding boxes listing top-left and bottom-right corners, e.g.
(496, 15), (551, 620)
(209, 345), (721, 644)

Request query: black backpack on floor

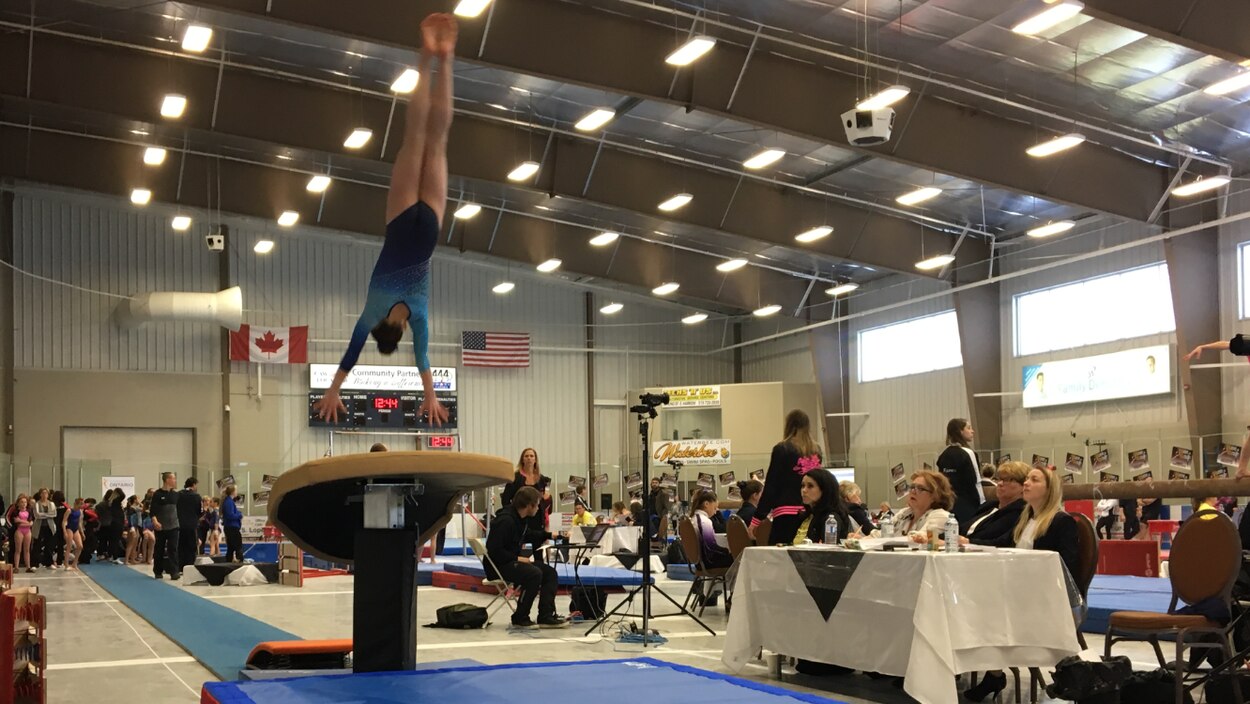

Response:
(428, 603), (488, 629)
(570, 587), (607, 619)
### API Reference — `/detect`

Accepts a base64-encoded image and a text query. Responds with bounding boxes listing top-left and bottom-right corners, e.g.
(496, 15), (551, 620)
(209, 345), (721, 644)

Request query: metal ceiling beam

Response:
(180, 0), (1171, 222)
(0, 32), (964, 278)
(0, 123), (814, 313)
(1081, 0), (1250, 64)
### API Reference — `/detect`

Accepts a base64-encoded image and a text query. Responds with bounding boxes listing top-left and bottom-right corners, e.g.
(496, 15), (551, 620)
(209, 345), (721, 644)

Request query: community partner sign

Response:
(661, 385), (720, 408)
(310, 364), (456, 392)
(651, 439), (731, 465)
(1021, 344), (1170, 409)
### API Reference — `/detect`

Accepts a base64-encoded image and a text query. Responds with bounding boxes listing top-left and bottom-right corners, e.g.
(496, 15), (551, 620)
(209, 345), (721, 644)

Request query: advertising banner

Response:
(310, 364), (456, 392)
(661, 385), (721, 408)
(1022, 344), (1170, 409)
(651, 439), (732, 465)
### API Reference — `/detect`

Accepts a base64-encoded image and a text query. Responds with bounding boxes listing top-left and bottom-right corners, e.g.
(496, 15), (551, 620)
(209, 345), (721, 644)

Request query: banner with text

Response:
(661, 386), (721, 408)
(1022, 344), (1170, 409)
(651, 438), (732, 465)
(310, 364), (457, 392)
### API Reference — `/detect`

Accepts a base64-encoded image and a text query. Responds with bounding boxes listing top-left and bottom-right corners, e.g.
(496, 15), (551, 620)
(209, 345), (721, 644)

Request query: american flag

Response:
(461, 331), (531, 368)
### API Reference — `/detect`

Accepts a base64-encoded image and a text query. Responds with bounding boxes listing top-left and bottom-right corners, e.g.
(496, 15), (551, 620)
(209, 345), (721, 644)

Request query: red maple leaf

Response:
(255, 331), (285, 356)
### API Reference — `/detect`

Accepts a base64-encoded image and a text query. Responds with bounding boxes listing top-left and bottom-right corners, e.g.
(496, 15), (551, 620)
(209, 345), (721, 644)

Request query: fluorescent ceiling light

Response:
(537, 258), (562, 273)
(454, 203), (482, 219)
(682, 313), (708, 325)
(855, 85), (911, 110)
(575, 108), (615, 132)
(826, 283), (860, 296)
(130, 188), (151, 205)
(160, 94), (186, 118)
(795, 226), (833, 243)
(716, 258), (748, 272)
(1205, 72), (1250, 96)
(743, 148), (785, 170)
(143, 147), (167, 166)
(507, 161), (540, 182)
(1011, 1), (1083, 36)
(896, 186), (942, 206)
(665, 36), (716, 66)
(390, 68), (419, 94)
(454, 0), (492, 18)
(343, 128), (373, 149)
(130, 128), (149, 136)
(652, 282), (680, 296)
(170, 215), (192, 231)
(589, 231), (619, 247)
(492, 281), (515, 294)
(753, 304), (781, 317)
(1026, 220), (1076, 238)
(915, 254), (955, 270)
(181, 24), (213, 53)
(277, 210), (299, 227)
(1026, 133), (1086, 157)
(657, 193), (693, 212)
(254, 240), (275, 254)
(306, 175), (332, 193)
(600, 302), (624, 315)
(1171, 176), (1231, 197)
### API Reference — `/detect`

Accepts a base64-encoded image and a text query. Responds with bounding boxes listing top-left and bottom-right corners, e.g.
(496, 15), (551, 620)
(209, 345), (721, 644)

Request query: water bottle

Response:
(824, 515), (839, 545)
(880, 514), (894, 538)
(944, 514), (960, 553)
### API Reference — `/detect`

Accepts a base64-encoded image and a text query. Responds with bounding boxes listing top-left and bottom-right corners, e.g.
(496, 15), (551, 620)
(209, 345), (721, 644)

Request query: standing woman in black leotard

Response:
(501, 449), (551, 534)
(936, 418), (985, 524)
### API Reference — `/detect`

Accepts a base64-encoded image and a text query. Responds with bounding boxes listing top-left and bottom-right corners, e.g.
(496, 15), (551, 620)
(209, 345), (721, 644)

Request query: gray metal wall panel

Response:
(740, 319), (817, 384)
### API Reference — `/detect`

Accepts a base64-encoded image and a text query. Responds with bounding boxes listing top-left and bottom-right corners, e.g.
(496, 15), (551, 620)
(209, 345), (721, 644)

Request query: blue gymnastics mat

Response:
(1084, 574), (1174, 634)
(203, 657), (847, 704)
(444, 561), (650, 587)
(416, 556), (478, 585)
(238, 659), (483, 681)
(438, 538), (473, 556)
(82, 563), (300, 680)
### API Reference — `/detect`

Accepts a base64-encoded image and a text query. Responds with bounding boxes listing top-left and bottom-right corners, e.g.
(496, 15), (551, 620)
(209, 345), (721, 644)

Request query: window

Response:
(1013, 263), (1175, 357)
(858, 310), (962, 382)
(1240, 241), (1250, 320)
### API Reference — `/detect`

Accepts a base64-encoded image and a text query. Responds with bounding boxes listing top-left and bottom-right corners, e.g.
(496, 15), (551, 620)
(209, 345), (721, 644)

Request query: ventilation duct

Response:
(114, 287), (243, 331)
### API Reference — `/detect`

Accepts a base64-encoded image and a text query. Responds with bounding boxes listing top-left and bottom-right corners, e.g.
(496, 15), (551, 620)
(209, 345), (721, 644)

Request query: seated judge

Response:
(839, 481), (877, 534)
(963, 461), (1028, 544)
(486, 487), (565, 629)
(873, 470), (953, 543)
(788, 470), (854, 545)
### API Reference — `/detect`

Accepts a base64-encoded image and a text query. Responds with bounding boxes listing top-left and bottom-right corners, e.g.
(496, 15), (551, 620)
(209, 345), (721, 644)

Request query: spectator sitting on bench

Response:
(486, 487), (567, 630)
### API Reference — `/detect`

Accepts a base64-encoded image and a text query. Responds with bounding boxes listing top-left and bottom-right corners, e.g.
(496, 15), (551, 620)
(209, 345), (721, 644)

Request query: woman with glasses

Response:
(964, 461), (1028, 544)
(880, 470), (954, 542)
(963, 465), (1078, 702)
(936, 418), (984, 523)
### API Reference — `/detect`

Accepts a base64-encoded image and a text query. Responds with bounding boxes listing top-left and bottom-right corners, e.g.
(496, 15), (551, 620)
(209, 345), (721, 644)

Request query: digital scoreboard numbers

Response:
(308, 391), (458, 430)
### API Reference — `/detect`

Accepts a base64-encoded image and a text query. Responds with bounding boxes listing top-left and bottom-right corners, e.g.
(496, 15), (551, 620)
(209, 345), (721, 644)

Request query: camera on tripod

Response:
(639, 392), (670, 407)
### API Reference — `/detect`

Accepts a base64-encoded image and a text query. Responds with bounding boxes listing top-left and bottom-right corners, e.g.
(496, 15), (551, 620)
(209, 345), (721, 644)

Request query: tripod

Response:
(585, 397), (714, 639)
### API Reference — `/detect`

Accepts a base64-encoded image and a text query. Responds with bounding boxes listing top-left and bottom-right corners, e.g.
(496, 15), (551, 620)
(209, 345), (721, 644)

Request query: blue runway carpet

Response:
(82, 563), (300, 679)
(203, 657), (848, 704)
(1084, 574), (1174, 634)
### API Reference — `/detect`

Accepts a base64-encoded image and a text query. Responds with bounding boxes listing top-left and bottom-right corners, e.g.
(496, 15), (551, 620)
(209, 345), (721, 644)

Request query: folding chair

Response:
(677, 517), (729, 617)
(468, 537), (519, 624)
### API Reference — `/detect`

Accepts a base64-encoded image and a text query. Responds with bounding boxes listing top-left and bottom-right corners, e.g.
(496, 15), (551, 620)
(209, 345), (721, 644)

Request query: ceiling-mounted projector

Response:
(841, 107), (895, 146)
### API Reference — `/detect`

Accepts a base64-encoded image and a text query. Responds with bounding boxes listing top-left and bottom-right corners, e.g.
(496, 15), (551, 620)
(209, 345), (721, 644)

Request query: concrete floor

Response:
(26, 563), (1164, 704)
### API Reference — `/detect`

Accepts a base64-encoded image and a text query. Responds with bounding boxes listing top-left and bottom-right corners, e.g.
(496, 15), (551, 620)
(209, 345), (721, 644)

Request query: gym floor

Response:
(33, 566), (1159, 704)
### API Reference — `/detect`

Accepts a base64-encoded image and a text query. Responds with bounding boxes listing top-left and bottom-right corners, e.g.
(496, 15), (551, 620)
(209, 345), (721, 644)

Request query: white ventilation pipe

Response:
(114, 287), (243, 331)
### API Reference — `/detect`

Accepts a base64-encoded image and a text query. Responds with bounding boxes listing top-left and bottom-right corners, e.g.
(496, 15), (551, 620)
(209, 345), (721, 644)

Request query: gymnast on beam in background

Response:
(315, 13), (457, 428)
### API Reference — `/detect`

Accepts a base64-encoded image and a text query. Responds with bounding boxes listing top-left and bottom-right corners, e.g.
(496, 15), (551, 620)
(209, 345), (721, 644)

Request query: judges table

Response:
(569, 525), (643, 556)
(723, 545), (1080, 704)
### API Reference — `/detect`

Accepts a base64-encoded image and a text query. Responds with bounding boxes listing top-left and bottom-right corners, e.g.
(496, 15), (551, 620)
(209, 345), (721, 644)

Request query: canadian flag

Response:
(229, 325), (308, 364)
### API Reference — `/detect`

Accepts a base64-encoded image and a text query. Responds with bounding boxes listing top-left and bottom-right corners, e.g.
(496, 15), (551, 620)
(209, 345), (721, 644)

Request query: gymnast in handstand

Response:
(315, 13), (457, 427)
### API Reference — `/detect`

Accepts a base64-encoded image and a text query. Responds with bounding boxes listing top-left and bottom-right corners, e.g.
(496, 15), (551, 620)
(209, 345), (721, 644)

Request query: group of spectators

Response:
(1, 472), (244, 579)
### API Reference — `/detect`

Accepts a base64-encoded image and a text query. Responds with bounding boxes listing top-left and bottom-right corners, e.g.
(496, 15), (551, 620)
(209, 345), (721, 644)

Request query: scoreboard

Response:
(307, 364), (458, 431)
(307, 391), (458, 430)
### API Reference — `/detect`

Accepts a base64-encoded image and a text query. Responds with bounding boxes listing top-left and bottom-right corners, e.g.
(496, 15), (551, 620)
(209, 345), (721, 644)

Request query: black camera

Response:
(639, 392), (670, 407)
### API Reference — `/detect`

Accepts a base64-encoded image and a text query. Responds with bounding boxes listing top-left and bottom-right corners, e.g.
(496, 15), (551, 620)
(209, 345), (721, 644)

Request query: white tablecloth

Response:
(722, 546), (1079, 704)
(588, 554), (666, 574)
(569, 526), (642, 556)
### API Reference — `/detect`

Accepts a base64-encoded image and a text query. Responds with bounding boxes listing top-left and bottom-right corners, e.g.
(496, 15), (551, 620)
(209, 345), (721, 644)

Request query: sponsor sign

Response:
(661, 385), (720, 408)
(310, 363), (456, 392)
(651, 439), (732, 466)
(1022, 344), (1170, 409)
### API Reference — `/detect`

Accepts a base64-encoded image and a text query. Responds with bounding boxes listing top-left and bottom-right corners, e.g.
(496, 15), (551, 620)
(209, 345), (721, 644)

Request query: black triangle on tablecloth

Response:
(785, 550), (865, 621)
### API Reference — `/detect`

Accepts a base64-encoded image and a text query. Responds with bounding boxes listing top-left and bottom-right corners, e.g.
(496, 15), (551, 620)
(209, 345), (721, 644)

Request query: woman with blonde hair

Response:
(838, 481), (877, 534)
(751, 410), (824, 544)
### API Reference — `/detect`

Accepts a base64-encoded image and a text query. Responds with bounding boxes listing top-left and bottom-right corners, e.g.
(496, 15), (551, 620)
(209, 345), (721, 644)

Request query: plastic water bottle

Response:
(824, 515), (840, 545)
(880, 515), (894, 538)
(944, 514), (960, 553)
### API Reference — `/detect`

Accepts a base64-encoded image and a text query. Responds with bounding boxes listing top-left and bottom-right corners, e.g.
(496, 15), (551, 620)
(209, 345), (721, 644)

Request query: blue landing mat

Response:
(82, 563), (300, 680)
(444, 561), (649, 587)
(415, 556), (478, 585)
(437, 538), (473, 556)
(1084, 574), (1174, 635)
(238, 659), (483, 681)
(203, 657), (846, 704)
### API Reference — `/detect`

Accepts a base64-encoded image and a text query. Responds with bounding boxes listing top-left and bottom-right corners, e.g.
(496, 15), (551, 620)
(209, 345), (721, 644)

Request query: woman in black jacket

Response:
(752, 410), (823, 544)
(791, 469), (852, 544)
(837, 481), (876, 534)
(965, 461), (1028, 545)
(936, 418), (984, 523)
(735, 480), (763, 526)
